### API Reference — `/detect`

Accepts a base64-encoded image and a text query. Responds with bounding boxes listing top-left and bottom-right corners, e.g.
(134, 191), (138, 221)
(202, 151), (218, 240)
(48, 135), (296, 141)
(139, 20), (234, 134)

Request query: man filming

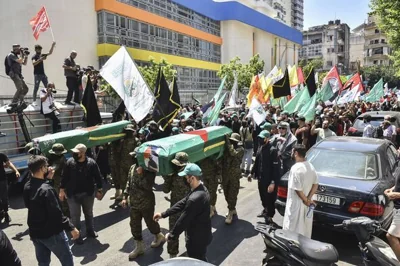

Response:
(62, 50), (79, 105)
(32, 42), (56, 105)
(6, 44), (29, 106)
(40, 82), (60, 133)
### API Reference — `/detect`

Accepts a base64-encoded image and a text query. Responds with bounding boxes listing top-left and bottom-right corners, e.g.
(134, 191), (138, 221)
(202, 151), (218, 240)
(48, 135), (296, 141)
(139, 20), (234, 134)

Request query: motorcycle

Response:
(254, 216), (400, 266)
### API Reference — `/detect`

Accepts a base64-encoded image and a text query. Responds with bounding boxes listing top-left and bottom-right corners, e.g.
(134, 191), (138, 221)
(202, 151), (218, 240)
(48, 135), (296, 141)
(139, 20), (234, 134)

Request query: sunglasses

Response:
(278, 127), (287, 130)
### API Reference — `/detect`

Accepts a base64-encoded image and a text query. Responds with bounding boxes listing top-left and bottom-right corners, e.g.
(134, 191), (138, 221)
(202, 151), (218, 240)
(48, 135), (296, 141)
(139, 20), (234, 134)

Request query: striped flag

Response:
(29, 7), (51, 40)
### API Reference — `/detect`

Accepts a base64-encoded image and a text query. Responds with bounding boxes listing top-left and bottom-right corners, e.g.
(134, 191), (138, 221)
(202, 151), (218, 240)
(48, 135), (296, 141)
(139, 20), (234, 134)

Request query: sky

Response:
(303, 0), (371, 31)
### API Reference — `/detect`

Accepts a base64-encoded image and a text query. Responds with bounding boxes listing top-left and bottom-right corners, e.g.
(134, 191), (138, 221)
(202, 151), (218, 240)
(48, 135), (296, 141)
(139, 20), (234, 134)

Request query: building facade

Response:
(300, 20), (350, 74)
(0, 0), (302, 103)
(291, 0), (304, 31)
(349, 23), (366, 73)
(363, 13), (391, 67)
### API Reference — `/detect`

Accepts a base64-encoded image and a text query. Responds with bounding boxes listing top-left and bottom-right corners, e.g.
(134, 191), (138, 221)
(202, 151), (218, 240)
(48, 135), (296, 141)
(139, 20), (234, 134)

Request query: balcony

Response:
(292, 4), (303, 13)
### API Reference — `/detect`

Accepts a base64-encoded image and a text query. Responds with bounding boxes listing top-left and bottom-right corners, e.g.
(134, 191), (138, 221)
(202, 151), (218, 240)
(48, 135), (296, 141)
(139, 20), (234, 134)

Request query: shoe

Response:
(226, 209), (237, 216)
(75, 237), (84, 245)
(87, 231), (98, 238)
(225, 210), (235, 225)
(150, 233), (165, 248)
(170, 254), (177, 258)
(257, 210), (267, 218)
(210, 205), (216, 218)
(265, 217), (274, 225)
(4, 213), (11, 224)
(129, 240), (145, 260)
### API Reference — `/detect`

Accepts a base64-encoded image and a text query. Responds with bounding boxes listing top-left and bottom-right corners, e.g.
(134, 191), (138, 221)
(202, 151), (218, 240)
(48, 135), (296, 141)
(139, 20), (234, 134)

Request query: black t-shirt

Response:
(32, 54), (45, 75)
(0, 153), (9, 182)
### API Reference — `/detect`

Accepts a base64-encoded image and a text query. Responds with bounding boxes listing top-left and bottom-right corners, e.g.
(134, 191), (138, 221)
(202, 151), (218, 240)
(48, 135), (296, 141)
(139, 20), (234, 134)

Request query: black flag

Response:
(153, 68), (181, 130)
(306, 68), (317, 97)
(81, 78), (102, 127)
(272, 68), (291, 98)
(112, 101), (126, 122)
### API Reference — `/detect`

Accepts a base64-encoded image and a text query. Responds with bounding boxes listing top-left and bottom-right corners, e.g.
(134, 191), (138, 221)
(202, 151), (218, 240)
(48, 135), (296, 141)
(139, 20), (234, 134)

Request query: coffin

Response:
(33, 121), (130, 155)
(137, 126), (232, 175)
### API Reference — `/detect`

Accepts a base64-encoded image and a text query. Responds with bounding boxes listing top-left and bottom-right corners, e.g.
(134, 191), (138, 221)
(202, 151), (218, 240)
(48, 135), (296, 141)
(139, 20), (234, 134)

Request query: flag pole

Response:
(43, 6), (55, 41)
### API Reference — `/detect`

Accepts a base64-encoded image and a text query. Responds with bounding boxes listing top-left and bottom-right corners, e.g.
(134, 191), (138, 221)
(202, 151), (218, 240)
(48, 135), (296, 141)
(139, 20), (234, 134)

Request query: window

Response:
(326, 61), (333, 67)
(373, 60), (378, 65)
(375, 29), (380, 34)
(381, 39), (386, 44)
(327, 48), (330, 53)
(370, 40), (374, 44)
(374, 40), (379, 44)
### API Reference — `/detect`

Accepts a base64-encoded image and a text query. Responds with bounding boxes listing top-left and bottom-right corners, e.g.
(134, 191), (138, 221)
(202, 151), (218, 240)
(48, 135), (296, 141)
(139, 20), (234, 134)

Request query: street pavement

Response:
(3, 177), (366, 266)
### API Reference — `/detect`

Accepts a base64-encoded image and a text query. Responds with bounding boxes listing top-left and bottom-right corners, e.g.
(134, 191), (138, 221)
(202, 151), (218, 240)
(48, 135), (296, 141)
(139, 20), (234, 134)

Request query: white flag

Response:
(246, 97), (266, 125)
(337, 84), (360, 105)
(228, 73), (238, 107)
(100, 46), (154, 122)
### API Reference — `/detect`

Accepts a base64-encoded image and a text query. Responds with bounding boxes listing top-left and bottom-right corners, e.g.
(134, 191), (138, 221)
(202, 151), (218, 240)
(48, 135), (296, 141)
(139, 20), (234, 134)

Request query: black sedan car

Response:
(275, 137), (398, 230)
(348, 111), (400, 137)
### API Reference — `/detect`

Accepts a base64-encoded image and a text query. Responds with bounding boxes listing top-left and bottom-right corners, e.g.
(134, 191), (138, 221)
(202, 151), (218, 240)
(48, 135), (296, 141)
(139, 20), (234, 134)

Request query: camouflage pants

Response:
(167, 212), (181, 255)
(222, 176), (240, 211)
(109, 160), (121, 189)
(130, 208), (160, 241)
(203, 176), (218, 206)
(54, 179), (70, 217)
(120, 166), (130, 192)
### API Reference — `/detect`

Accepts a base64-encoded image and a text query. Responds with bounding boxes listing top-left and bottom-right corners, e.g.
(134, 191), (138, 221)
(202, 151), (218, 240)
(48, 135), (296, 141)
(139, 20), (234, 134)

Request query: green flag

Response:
(209, 92), (227, 126)
(294, 86), (311, 113)
(284, 87), (307, 114)
(299, 93), (317, 121)
(393, 87), (398, 93)
(318, 82), (334, 102)
(213, 76), (226, 103)
(279, 97), (288, 110)
(270, 97), (280, 107)
(366, 78), (384, 103)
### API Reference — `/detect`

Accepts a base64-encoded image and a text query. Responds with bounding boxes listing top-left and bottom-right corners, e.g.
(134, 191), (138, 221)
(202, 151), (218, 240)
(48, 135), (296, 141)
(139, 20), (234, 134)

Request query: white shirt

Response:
(283, 161), (319, 238)
(81, 74), (88, 91)
(363, 123), (374, 138)
(40, 88), (55, 115)
(314, 128), (336, 143)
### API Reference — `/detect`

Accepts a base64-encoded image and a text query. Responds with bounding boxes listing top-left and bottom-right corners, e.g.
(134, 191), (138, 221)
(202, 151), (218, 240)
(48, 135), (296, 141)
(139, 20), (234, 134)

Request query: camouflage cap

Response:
(171, 152), (189, 167)
(24, 142), (34, 153)
(49, 143), (67, 155)
(229, 133), (241, 142)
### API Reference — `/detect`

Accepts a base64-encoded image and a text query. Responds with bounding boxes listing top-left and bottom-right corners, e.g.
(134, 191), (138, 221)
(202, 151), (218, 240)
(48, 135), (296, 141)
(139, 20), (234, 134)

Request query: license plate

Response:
(312, 194), (341, 205)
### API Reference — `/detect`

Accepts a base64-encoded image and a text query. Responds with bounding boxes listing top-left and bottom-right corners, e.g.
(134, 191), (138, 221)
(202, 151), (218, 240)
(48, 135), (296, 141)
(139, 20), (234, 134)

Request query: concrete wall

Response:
(0, 0), (98, 97)
(221, 20), (298, 73)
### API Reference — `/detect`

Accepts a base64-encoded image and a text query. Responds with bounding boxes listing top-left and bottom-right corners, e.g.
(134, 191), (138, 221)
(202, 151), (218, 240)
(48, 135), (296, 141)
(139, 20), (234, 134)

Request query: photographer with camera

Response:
(40, 82), (61, 133)
(32, 42), (56, 105)
(62, 50), (79, 105)
(5, 44), (29, 106)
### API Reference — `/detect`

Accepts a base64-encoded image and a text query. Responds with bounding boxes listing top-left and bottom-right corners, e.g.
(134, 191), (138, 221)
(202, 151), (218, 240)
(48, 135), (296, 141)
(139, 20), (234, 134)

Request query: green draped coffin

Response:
(33, 121), (130, 155)
(137, 126), (232, 175)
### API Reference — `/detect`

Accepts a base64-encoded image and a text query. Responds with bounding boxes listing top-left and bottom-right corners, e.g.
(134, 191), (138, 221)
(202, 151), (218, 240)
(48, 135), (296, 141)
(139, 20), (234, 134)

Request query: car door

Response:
(387, 145), (400, 180)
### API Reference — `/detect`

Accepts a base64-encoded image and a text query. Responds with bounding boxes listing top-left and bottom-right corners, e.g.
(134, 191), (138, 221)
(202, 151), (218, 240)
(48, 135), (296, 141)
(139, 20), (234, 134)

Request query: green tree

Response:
(298, 58), (324, 77)
(360, 65), (399, 87)
(370, 1), (400, 74)
(217, 54), (265, 91)
(101, 57), (177, 98)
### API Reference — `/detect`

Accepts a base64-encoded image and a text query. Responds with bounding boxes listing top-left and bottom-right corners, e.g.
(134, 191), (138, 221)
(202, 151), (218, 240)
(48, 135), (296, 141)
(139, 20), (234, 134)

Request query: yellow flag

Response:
(289, 65), (299, 87)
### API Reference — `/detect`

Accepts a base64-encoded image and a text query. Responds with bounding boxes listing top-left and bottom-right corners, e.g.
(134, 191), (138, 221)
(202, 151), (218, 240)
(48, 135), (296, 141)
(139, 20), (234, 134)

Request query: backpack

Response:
(4, 55), (10, 76)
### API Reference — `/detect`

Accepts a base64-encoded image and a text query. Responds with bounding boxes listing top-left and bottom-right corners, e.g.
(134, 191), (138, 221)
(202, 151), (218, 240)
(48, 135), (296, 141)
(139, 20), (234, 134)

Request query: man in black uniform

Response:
(0, 229), (21, 266)
(248, 130), (280, 223)
(154, 163), (212, 261)
(0, 153), (20, 224)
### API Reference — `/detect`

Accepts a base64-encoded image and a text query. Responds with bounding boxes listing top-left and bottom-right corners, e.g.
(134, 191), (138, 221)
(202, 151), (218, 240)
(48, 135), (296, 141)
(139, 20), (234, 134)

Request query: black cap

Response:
(34, 44), (42, 49)
(297, 116), (306, 121)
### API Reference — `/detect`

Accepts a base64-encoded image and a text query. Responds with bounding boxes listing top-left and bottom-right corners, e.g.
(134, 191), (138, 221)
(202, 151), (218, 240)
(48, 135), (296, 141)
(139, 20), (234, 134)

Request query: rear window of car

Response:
(306, 149), (378, 180)
(354, 117), (383, 130)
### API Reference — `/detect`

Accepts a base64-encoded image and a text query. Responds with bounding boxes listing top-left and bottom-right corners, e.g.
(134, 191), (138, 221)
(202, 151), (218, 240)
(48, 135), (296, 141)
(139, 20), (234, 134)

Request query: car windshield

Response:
(354, 117), (383, 130)
(306, 149), (378, 180)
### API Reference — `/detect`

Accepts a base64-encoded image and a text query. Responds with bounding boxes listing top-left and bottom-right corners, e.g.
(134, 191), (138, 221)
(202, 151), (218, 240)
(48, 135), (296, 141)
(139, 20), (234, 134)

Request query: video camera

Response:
(6, 101), (28, 114)
(20, 47), (30, 56)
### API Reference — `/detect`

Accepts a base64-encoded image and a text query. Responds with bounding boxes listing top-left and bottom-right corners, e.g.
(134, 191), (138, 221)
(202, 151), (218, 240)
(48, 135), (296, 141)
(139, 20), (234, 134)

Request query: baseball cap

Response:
(178, 163), (202, 177)
(261, 122), (272, 131)
(172, 152), (189, 167)
(258, 130), (271, 139)
(71, 143), (87, 153)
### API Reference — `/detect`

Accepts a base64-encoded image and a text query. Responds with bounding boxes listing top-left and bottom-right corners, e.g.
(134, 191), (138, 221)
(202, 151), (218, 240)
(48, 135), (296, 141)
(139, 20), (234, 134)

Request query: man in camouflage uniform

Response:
(162, 152), (190, 258)
(109, 124), (139, 202)
(222, 133), (244, 224)
(121, 148), (164, 260)
(200, 157), (221, 218)
(47, 143), (70, 217)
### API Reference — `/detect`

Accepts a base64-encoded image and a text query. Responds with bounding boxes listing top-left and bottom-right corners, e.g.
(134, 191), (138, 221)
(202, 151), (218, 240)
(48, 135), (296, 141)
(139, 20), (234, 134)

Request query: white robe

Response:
(282, 161), (319, 238)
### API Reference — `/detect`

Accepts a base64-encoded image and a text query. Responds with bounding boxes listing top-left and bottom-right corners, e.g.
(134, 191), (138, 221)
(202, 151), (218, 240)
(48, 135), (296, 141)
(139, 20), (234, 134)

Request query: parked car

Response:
(347, 111), (400, 137)
(275, 137), (398, 230)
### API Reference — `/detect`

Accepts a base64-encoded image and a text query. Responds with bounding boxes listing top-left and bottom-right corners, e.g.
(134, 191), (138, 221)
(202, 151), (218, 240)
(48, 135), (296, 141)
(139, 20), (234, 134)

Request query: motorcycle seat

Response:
(274, 229), (339, 264)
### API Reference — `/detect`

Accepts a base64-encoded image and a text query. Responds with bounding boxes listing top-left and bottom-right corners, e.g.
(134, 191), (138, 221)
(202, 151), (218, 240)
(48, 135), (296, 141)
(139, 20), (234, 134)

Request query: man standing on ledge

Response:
(154, 163), (212, 262)
(62, 50), (79, 105)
